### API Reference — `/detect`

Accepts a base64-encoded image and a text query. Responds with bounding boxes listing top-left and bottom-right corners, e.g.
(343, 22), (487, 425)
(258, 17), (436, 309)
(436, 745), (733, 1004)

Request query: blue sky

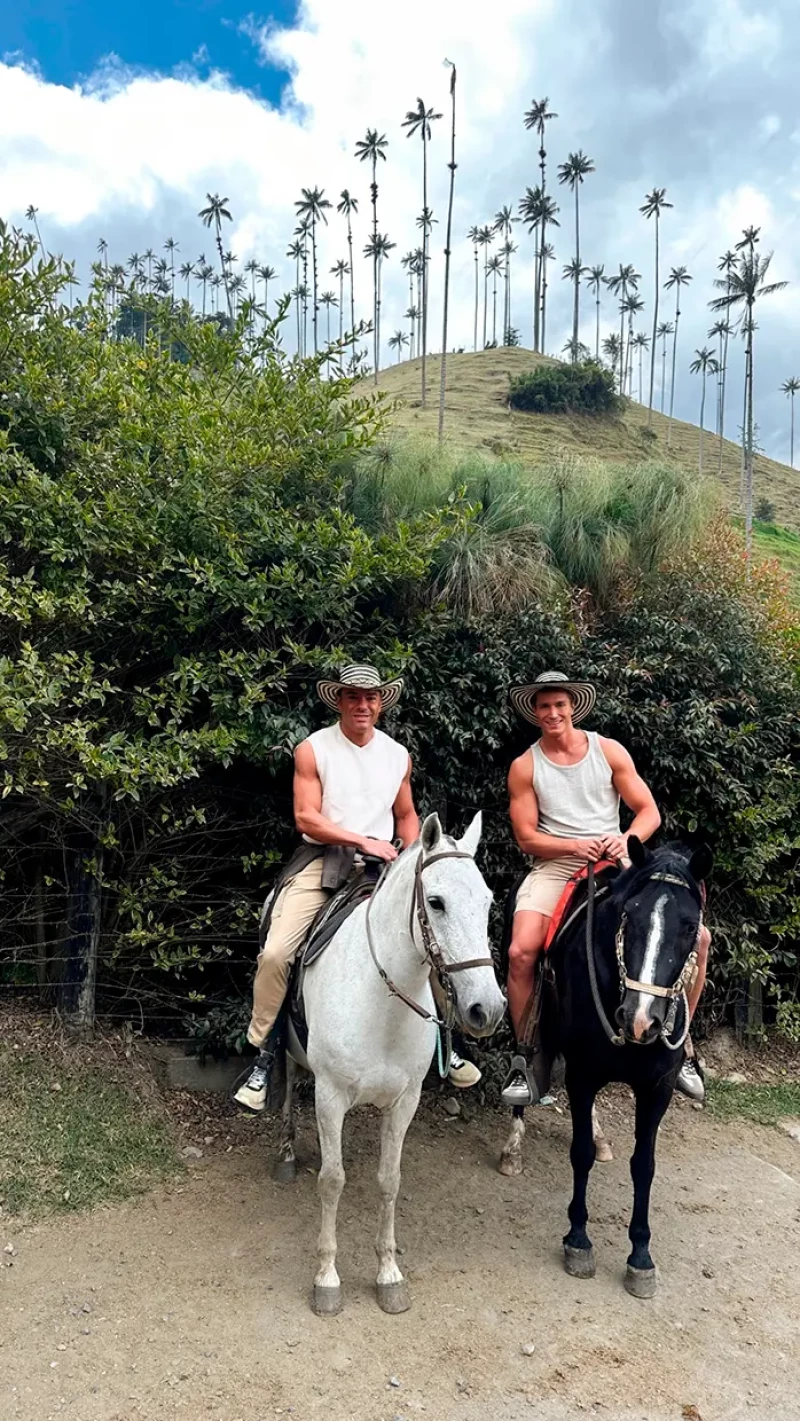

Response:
(2, 1), (295, 97)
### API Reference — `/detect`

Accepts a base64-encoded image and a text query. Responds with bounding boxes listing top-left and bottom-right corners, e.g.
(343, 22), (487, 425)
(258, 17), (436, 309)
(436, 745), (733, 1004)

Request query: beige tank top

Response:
(532, 731), (620, 839)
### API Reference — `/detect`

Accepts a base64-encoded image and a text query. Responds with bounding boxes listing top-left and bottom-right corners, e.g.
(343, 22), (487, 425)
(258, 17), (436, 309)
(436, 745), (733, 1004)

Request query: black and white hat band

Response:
(316, 663), (404, 713)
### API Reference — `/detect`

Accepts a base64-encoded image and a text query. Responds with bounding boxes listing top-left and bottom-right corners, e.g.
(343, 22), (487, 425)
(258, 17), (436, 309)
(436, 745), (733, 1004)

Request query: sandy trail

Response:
(2, 1092), (799, 1421)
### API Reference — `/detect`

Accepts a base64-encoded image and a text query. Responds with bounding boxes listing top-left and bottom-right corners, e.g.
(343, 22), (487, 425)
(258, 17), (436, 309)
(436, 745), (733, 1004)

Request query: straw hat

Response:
(316, 663), (404, 713)
(509, 670), (596, 725)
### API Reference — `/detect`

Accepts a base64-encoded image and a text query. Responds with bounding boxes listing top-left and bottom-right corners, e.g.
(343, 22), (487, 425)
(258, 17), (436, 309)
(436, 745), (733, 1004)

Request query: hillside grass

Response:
(751, 520), (800, 598)
(374, 349), (800, 534)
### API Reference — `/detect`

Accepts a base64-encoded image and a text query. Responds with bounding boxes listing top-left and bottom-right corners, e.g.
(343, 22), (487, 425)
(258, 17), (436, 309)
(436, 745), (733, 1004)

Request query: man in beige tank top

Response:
(233, 664), (481, 1111)
(504, 671), (710, 1105)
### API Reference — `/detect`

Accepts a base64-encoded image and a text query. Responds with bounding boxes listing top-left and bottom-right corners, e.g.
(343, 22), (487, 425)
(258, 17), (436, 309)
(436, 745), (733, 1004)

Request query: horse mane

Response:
(610, 841), (703, 909)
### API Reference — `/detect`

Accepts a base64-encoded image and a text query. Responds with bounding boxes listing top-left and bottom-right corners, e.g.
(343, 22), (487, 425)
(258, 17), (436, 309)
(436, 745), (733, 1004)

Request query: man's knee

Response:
(508, 923), (548, 975)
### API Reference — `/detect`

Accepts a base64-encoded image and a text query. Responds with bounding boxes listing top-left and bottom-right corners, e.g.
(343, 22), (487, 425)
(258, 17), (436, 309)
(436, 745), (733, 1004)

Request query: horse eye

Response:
(428, 896), (445, 912)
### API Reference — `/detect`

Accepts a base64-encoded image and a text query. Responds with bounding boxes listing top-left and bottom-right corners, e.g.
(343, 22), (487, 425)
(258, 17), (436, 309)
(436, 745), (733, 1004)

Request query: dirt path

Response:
(2, 1091), (799, 1421)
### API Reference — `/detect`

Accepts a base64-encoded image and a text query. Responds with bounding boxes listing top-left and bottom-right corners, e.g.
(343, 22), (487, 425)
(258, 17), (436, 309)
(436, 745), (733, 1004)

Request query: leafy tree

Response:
(508, 360), (621, 416)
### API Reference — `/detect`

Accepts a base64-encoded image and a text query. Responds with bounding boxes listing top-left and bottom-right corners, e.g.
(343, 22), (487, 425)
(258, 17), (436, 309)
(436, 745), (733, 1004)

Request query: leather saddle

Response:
(287, 863), (383, 1055)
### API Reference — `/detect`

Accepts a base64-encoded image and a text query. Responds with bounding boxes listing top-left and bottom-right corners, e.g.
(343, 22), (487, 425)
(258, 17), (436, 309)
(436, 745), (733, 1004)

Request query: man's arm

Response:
(508, 751), (606, 863)
(392, 755), (420, 848)
(599, 737), (661, 860)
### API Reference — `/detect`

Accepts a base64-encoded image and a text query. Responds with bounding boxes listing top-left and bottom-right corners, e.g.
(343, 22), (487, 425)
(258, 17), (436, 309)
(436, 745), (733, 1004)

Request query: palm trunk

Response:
(473, 245), (478, 352)
(667, 288), (680, 448)
(572, 186), (580, 359)
(648, 214), (659, 423)
(492, 270), (498, 343)
(541, 247), (549, 353)
(533, 226), (540, 351)
(719, 294), (731, 473)
(661, 336), (668, 413)
(791, 394), (795, 469)
(438, 65), (457, 443)
(482, 253), (489, 349)
(619, 303), (626, 396)
(699, 373), (706, 475)
(311, 217), (319, 355)
(371, 160), (379, 383)
(595, 293), (600, 360)
(638, 347), (644, 404)
(346, 216), (356, 365)
(745, 311), (754, 554)
(376, 256), (383, 373)
(421, 132), (429, 407)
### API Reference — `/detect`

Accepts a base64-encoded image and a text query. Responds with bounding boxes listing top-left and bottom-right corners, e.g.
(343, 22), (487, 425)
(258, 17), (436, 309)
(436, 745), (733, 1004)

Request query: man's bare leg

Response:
(503, 911), (550, 1106)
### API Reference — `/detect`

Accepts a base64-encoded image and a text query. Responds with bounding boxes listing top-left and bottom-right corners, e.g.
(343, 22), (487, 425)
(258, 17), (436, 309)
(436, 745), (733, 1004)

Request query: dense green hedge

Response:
(508, 360), (622, 415)
(1, 222), (799, 1047)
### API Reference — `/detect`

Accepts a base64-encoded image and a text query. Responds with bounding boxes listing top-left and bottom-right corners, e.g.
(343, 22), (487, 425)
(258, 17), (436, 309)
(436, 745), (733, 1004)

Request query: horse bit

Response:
(588, 866), (701, 1051)
(365, 847), (494, 1075)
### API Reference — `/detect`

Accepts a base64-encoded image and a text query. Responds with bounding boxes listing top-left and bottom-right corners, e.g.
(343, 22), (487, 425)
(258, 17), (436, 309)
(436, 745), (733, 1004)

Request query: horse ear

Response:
(689, 843), (713, 883)
(420, 813), (443, 854)
(627, 835), (649, 869)
(458, 811), (482, 858)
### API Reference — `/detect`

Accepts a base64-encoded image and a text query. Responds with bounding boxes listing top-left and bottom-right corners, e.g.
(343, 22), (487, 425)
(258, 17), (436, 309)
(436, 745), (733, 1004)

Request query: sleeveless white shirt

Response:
(303, 723), (408, 844)
(532, 731), (620, 839)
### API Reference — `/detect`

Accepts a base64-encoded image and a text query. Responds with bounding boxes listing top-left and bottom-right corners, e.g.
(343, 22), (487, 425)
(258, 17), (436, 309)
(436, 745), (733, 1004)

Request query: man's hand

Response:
(572, 837), (607, 863)
(359, 837), (399, 862)
(600, 833), (629, 864)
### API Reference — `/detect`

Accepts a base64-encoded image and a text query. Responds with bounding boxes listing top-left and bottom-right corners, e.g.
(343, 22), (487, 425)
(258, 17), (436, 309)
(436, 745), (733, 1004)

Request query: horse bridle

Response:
(366, 847), (494, 1036)
(587, 864), (701, 1051)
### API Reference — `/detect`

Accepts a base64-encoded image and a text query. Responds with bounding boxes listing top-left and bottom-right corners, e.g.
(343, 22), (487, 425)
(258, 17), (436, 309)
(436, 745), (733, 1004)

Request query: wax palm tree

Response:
(781, 377), (800, 469)
(562, 337), (591, 362)
(258, 265), (276, 329)
(389, 329), (409, 362)
(622, 295), (645, 394)
(584, 264), (605, 359)
(707, 319), (731, 436)
(716, 250), (737, 472)
(711, 245), (787, 548)
(633, 331), (650, 403)
(690, 347), (720, 474)
(500, 241), (517, 345)
(476, 224), (494, 348)
(536, 196), (560, 353)
(467, 226), (481, 352)
(337, 190), (358, 364)
(287, 239), (304, 350)
(518, 185), (544, 349)
(487, 253), (503, 344)
(164, 237), (178, 299)
(179, 260), (195, 304)
(355, 129), (388, 383)
(558, 151), (595, 358)
(561, 258), (587, 360)
(291, 284), (308, 348)
(198, 194), (233, 318)
(606, 264), (640, 394)
(664, 266), (692, 447)
(295, 187), (331, 355)
(363, 232), (395, 375)
(293, 218), (312, 356)
(656, 320), (674, 413)
(601, 332), (621, 382)
(320, 290), (338, 358)
(494, 204), (516, 344)
(640, 188), (673, 424)
(438, 61), (458, 442)
(524, 97), (558, 348)
(198, 262), (213, 317)
(331, 260), (349, 344)
(402, 98), (442, 407)
(229, 272), (246, 316)
(406, 305), (419, 359)
(245, 257), (259, 304)
(25, 204), (46, 258)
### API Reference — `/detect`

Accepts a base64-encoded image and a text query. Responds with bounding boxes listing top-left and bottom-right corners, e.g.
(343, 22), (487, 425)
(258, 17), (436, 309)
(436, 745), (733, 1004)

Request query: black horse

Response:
(501, 835), (711, 1299)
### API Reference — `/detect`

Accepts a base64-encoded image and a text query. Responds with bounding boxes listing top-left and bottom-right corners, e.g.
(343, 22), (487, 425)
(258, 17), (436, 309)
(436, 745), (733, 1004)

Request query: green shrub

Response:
(508, 360), (622, 415)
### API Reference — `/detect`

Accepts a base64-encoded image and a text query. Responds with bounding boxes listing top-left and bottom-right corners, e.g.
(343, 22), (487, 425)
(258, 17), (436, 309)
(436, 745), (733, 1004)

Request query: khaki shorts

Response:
(515, 855), (587, 918)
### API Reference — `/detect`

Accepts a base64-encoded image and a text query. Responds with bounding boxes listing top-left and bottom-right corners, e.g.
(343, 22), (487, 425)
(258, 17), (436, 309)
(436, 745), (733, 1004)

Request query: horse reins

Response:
(586, 863), (701, 1052)
(365, 848), (494, 1068)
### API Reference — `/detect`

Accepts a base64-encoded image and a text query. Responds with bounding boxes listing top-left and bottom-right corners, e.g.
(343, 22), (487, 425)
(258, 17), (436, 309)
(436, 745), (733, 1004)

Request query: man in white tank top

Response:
(503, 671), (710, 1106)
(234, 663), (480, 1111)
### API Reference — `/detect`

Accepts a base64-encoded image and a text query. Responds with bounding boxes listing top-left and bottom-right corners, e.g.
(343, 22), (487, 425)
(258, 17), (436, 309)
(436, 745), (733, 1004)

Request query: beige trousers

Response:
(247, 860), (329, 1047)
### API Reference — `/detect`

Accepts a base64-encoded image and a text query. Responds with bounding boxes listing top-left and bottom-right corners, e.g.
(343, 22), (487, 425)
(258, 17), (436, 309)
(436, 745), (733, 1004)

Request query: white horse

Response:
(278, 811), (506, 1316)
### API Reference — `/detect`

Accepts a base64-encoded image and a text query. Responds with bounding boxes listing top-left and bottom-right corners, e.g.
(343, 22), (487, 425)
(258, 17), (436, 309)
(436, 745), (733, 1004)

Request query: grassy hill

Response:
(373, 348), (800, 535)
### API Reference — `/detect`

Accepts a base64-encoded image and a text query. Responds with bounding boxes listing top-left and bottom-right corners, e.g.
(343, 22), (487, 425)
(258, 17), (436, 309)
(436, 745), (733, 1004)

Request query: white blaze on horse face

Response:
(632, 892), (668, 1042)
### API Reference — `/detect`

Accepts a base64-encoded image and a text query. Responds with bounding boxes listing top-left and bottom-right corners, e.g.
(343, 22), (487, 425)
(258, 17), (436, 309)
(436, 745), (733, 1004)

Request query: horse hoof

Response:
(595, 1139), (614, 1163)
(564, 1245), (596, 1279)
(311, 1284), (342, 1315)
(498, 1153), (523, 1177)
(376, 1281), (410, 1314)
(273, 1157), (297, 1183)
(624, 1265), (657, 1300)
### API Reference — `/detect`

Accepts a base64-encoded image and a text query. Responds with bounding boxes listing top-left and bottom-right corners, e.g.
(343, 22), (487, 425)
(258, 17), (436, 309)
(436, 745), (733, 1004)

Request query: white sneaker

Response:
(675, 1057), (705, 1103)
(232, 1052), (271, 1113)
(448, 1051), (481, 1089)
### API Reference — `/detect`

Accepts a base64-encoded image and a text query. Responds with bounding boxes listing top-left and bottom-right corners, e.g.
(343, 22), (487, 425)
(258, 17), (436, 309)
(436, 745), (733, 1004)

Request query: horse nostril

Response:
(467, 1003), (488, 1032)
(615, 1004), (626, 1027)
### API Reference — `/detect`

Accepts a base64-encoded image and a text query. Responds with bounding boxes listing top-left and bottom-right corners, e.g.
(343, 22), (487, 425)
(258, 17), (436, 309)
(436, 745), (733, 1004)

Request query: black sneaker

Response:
(232, 1050), (272, 1113)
